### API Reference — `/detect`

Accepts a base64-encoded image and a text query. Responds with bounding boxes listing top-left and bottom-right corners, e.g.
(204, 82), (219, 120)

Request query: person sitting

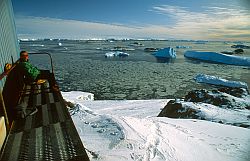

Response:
(18, 51), (58, 89)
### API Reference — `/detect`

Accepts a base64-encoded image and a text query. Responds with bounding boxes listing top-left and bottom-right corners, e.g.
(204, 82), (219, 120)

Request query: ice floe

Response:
(194, 74), (248, 89)
(105, 51), (129, 57)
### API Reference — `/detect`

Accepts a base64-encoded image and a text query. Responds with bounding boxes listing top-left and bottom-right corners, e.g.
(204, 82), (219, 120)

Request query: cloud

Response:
(15, 4), (250, 41)
(16, 16), (178, 39)
(151, 5), (250, 41)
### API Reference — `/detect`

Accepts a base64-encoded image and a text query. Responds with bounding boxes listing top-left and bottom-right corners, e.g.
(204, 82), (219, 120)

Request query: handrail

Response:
(29, 52), (54, 74)
(0, 59), (20, 81)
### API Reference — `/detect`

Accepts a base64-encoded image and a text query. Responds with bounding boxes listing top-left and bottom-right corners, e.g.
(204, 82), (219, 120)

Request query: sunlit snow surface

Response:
(62, 92), (250, 161)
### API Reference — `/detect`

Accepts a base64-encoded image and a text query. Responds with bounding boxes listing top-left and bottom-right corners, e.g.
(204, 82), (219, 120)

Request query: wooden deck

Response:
(0, 79), (89, 161)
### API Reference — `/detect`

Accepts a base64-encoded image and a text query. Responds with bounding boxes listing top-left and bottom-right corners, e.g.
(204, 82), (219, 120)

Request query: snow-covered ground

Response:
(62, 92), (250, 161)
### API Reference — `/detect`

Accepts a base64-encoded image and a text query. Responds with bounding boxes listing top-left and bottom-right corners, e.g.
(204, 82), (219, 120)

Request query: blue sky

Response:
(12, 0), (250, 41)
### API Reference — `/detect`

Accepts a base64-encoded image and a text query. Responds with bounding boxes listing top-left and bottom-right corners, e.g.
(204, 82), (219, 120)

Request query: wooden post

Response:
(0, 90), (9, 132)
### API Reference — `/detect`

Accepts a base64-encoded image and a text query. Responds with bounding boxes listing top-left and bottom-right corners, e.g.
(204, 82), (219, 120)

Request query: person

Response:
(19, 51), (41, 82)
(18, 51), (58, 89)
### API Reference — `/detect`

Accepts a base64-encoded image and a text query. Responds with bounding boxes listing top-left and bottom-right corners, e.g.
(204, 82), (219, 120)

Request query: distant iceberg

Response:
(176, 46), (191, 49)
(128, 42), (144, 47)
(194, 74), (248, 89)
(184, 51), (250, 66)
(154, 47), (176, 58)
(105, 51), (129, 57)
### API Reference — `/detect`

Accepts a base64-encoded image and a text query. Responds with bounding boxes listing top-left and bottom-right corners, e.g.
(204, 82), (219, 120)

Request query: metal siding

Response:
(0, 0), (20, 90)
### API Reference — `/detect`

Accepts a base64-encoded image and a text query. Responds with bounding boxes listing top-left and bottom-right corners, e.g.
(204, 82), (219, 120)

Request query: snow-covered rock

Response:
(194, 74), (248, 89)
(154, 47), (176, 58)
(158, 100), (250, 128)
(105, 51), (129, 57)
(184, 89), (250, 108)
(62, 91), (94, 102)
(184, 50), (250, 66)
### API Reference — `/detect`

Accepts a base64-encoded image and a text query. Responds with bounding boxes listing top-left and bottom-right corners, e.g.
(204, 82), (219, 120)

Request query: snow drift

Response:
(62, 92), (250, 161)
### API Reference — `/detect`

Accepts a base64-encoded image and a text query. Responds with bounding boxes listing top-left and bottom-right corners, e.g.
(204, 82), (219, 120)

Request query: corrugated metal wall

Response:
(0, 0), (20, 89)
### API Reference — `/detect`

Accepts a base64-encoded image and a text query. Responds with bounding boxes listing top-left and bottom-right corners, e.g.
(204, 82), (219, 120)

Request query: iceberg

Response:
(176, 46), (191, 49)
(184, 50), (250, 66)
(194, 74), (248, 89)
(154, 47), (176, 58)
(105, 51), (129, 57)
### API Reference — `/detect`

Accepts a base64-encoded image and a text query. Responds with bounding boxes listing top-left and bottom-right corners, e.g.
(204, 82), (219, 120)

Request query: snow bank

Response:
(194, 74), (248, 89)
(184, 51), (250, 66)
(154, 47), (176, 58)
(61, 91), (94, 102)
(62, 92), (250, 161)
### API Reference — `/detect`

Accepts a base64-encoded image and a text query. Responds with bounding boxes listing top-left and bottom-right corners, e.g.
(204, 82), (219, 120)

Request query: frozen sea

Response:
(20, 40), (250, 100)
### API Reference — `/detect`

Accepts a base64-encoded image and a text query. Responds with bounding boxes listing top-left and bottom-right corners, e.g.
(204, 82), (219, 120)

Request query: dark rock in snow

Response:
(158, 100), (203, 119)
(184, 89), (230, 106)
(218, 87), (248, 98)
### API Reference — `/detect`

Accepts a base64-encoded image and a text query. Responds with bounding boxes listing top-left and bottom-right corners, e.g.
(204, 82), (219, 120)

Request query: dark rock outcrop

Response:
(231, 44), (250, 49)
(184, 89), (230, 106)
(234, 49), (244, 54)
(218, 87), (248, 98)
(158, 100), (203, 119)
(158, 88), (250, 128)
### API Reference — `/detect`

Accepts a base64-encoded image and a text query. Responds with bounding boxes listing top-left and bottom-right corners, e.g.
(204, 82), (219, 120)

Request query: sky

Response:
(12, 0), (250, 41)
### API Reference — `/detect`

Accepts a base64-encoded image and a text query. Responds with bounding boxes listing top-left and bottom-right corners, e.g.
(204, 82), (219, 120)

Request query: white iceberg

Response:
(194, 74), (248, 89)
(154, 47), (176, 58)
(184, 51), (250, 66)
(176, 46), (191, 49)
(105, 51), (129, 57)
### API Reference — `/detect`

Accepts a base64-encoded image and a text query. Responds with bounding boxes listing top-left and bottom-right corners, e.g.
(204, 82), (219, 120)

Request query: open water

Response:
(20, 40), (250, 100)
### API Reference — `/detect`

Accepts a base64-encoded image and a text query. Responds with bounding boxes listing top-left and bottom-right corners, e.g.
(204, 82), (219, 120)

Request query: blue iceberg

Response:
(184, 51), (250, 66)
(154, 47), (176, 58)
